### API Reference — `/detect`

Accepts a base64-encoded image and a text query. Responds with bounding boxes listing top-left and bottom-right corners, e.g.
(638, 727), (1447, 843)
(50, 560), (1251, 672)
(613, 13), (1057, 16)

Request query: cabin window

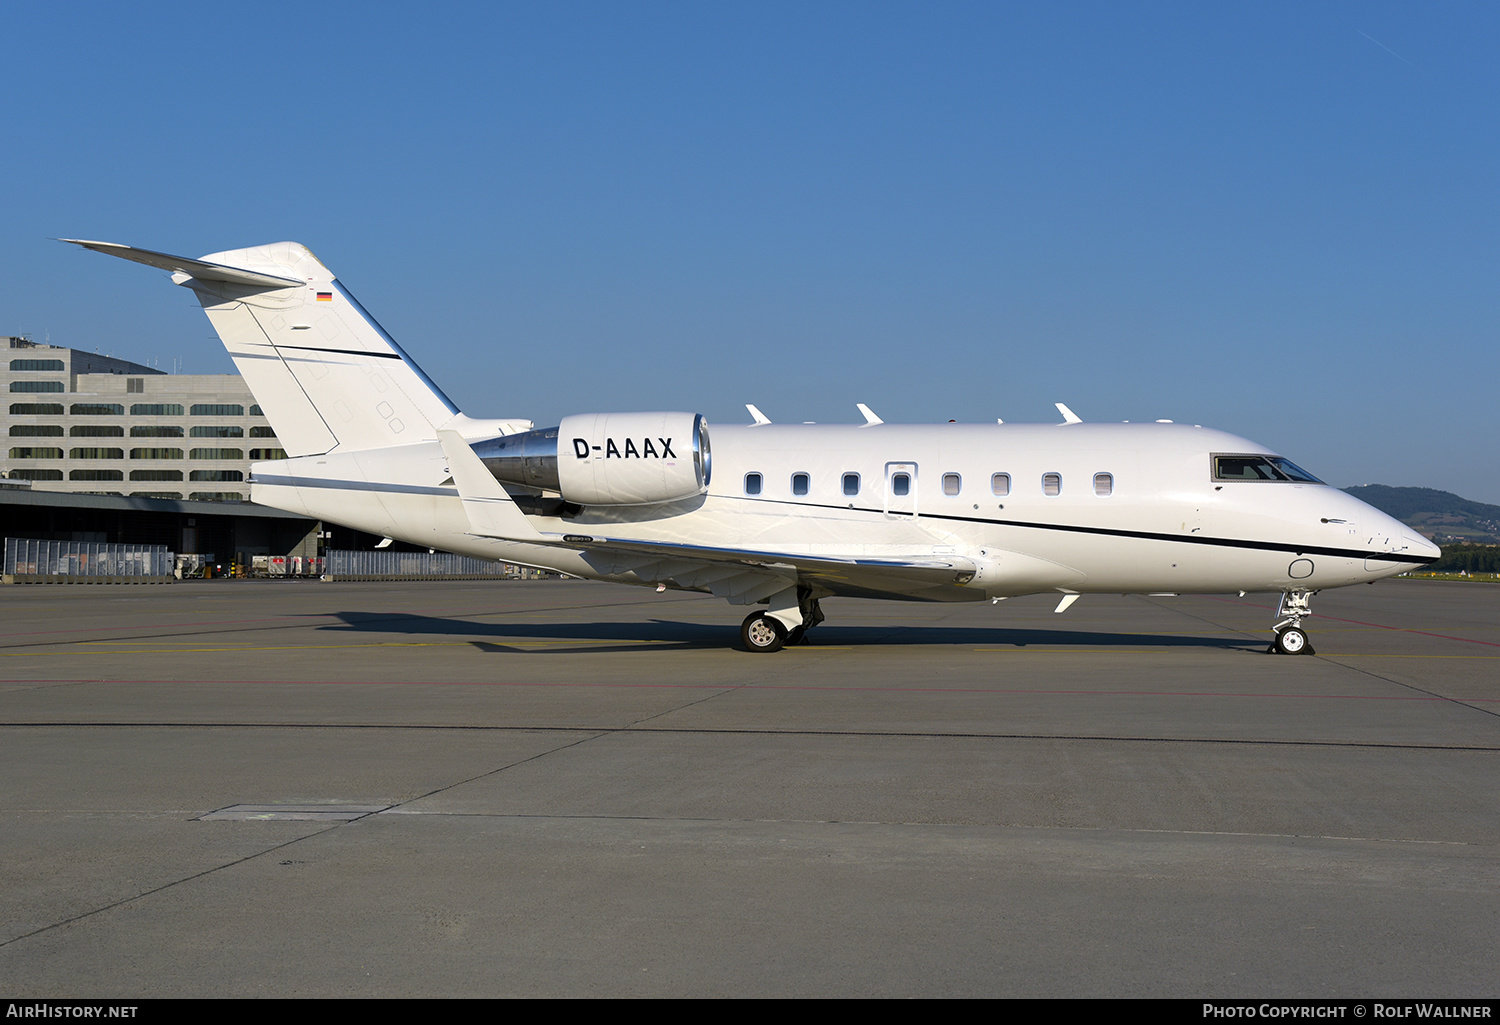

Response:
(942, 473), (961, 496)
(891, 472), (910, 497)
(1094, 472), (1113, 497)
(842, 472), (860, 497)
(791, 472), (809, 496)
(744, 472), (762, 496)
(1043, 472), (1061, 496)
(991, 473), (1010, 497)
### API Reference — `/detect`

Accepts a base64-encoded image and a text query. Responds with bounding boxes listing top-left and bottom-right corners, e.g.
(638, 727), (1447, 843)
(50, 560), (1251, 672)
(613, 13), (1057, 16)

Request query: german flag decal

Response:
(316, 291), (333, 302)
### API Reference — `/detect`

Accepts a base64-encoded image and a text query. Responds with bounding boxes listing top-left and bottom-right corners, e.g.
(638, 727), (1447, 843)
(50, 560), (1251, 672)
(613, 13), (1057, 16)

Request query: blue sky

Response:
(4, 3), (1497, 500)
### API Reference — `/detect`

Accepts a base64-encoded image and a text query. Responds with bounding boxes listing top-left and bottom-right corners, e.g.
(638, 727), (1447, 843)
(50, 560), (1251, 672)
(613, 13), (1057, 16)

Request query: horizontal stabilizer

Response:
(59, 239), (302, 289)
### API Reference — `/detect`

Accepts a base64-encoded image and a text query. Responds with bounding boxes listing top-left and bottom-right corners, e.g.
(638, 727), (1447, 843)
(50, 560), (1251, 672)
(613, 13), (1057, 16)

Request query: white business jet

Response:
(64, 240), (1439, 654)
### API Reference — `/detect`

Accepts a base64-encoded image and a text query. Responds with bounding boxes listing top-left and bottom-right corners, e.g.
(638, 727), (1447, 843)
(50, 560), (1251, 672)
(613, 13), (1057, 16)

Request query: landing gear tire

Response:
(741, 612), (788, 653)
(1274, 626), (1312, 656)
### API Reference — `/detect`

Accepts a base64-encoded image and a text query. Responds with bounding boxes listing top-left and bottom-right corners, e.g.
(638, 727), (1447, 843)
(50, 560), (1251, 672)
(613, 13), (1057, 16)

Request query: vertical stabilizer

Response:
(62, 239), (463, 457)
(184, 242), (459, 456)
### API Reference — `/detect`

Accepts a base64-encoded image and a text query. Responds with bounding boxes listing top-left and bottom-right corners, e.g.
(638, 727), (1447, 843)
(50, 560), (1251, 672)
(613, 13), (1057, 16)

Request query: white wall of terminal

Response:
(2, 337), (283, 502)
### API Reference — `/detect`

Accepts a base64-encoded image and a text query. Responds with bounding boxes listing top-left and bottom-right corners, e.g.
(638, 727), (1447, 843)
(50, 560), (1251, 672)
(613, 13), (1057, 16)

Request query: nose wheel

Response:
(1269, 590), (1316, 655)
(1274, 625), (1311, 656)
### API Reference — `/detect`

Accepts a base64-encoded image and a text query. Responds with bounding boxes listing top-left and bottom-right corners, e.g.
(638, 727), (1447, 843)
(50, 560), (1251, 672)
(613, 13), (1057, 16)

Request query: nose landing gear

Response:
(1271, 589), (1316, 655)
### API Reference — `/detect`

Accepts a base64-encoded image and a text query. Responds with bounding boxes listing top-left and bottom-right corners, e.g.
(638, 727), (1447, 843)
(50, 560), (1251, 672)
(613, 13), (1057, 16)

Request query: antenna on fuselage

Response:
(856, 403), (883, 426)
(1055, 402), (1082, 424)
(745, 404), (771, 426)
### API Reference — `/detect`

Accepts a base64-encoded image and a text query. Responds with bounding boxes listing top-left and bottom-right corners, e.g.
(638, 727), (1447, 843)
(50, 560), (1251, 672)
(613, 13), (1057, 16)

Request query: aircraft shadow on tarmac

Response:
(317, 611), (1264, 654)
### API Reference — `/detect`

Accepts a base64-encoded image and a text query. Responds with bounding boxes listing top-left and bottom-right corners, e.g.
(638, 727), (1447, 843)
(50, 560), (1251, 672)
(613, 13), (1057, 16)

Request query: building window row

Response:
(9, 381), (65, 393)
(7, 402), (269, 418)
(9, 359), (65, 371)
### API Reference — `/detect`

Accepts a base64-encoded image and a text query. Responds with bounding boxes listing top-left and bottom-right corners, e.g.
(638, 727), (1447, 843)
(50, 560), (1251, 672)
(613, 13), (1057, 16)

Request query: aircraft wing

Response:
(527, 531), (974, 580)
(510, 530), (981, 603)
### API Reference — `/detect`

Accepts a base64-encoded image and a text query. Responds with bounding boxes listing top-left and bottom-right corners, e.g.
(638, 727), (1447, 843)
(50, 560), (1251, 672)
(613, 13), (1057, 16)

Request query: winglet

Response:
(1055, 402), (1082, 425)
(857, 403), (884, 426)
(745, 403), (771, 426)
(436, 428), (542, 540)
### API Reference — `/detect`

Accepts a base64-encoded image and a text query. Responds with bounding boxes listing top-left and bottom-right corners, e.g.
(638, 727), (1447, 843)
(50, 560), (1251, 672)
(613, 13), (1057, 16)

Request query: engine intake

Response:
(472, 412), (710, 507)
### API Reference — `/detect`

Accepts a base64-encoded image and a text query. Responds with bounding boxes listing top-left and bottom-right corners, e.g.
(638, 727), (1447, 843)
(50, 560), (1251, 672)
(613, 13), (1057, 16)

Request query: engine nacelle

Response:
(472, 412), (711, 507)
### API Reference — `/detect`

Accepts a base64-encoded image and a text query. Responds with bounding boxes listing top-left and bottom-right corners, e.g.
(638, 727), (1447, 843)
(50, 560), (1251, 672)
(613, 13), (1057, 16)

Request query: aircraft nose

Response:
(1374, 509), (1439, 564)
(1406, 532), (1441, 563)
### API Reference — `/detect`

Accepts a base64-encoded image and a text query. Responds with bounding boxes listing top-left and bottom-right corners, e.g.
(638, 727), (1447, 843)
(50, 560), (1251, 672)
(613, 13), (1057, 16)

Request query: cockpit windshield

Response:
(1213, 455), (1325, 484)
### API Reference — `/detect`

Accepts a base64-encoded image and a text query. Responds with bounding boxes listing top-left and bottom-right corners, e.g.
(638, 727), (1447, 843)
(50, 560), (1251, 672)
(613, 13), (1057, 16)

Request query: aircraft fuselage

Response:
(251, 420), (1434, 602)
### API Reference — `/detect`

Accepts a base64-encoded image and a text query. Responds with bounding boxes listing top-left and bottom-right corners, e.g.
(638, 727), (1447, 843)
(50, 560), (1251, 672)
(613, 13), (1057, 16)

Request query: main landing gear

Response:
(1270, 589), (1316, 656)
(740, 587), (825, 653)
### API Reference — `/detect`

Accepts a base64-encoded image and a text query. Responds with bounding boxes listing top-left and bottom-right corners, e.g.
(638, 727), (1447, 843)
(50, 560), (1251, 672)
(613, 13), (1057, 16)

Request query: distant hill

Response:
(1341, 485), (1500, 543)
